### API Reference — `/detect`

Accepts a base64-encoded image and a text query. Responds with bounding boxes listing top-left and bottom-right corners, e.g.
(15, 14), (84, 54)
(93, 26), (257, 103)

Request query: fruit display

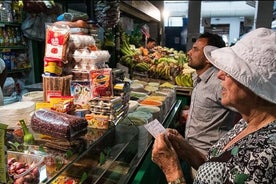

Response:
(119, 32), (195, 87)
(174, 63), (195, 87)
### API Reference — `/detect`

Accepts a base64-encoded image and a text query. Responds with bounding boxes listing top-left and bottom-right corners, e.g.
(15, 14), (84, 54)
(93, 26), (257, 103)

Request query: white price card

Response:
(144, 119), (166, 138)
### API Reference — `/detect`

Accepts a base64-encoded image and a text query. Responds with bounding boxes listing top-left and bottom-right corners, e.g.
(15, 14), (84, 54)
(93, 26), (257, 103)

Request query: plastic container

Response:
(0, 101), (35, 128)
(148, 82), (160, 87)
(130, 91), (148, 102)
(139, 99), (165, 120)
(125, 116), (151, 156)
(128, 100), (139, 113)
(139, 99), (163, 107)
(22, 91), (44, 102)
(130, 83), (144, 92)
(128, 111), (153, 123)
(7, 151), (45, 182)
(136, 105), (161, 121)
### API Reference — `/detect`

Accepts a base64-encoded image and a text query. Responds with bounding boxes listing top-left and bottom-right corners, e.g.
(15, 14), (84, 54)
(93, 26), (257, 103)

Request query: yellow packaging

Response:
(35, 102), (52, 110)
(85, 114), (109, 129)
(44, 59), (62, 76)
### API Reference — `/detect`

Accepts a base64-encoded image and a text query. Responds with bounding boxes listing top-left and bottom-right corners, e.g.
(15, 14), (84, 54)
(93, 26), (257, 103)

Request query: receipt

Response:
(144, 119), (166, 138)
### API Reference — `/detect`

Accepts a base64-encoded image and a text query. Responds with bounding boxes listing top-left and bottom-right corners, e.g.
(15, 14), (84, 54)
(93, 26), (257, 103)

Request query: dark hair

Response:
(147, 38), (156, 43)
(198, 32), (225, 48)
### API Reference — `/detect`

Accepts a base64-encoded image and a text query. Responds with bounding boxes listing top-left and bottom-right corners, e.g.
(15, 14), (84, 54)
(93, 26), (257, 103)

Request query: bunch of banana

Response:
(162, 65), (172, 79)
(182, 63), (195, 72)
(155, 62), (165, 76)
(177, 51), (189, 67)
(154, 63), (171, 79)
(133, 62), (150, 72)
(148, 64), (157, 76)
(120, 32), (136, 56)
(120, 55), (134, 68)
(175, 73), (193, 87)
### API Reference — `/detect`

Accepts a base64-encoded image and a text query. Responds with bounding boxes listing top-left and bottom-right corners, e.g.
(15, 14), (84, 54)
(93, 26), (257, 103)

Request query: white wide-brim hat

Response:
(204, 28), (276, 104)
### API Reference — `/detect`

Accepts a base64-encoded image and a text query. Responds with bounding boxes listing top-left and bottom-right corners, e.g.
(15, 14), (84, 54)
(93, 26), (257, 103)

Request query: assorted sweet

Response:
(31, 109), (88, 140)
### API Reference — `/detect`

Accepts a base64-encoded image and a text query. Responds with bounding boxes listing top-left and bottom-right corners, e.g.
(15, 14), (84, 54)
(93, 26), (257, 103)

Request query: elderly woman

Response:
(152, 27), (276, 184)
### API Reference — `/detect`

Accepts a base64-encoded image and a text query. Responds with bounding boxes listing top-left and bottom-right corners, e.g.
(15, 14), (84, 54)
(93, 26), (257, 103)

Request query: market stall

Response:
(0, 1), (192, 183)
(1, 15), (185, 182)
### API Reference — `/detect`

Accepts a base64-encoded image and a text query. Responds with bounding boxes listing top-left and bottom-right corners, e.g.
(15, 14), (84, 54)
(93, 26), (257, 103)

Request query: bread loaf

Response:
(31, 109), (88, 140)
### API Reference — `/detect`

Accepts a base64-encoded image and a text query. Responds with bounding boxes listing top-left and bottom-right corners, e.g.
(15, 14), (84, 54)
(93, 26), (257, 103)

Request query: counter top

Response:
(24, 83), (43, 91)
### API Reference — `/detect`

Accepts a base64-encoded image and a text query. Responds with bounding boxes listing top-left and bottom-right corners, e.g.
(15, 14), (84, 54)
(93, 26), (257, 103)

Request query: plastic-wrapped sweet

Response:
(31, 109), (88, 140)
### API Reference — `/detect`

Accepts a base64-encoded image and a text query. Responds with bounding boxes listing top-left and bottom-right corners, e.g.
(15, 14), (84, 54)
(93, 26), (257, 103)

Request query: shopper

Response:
(152, 27), (276, 183)
(185, 32), (239, 156)
(146, 37), (156, 51)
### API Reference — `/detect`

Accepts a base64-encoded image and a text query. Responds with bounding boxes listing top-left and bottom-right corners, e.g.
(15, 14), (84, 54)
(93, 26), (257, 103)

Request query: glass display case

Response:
(39, 100), (182, 184)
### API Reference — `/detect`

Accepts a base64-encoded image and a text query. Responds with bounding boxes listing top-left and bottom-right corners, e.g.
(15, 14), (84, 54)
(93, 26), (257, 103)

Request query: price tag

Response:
(144, 119), (166, 138)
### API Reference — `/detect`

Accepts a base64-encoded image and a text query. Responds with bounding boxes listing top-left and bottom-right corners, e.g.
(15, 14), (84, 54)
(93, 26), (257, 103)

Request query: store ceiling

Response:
(164, 1), (256, 18)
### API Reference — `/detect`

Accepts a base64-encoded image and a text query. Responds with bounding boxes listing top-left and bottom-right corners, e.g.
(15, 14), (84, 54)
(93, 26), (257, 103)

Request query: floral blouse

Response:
(194, 120), (276, 184)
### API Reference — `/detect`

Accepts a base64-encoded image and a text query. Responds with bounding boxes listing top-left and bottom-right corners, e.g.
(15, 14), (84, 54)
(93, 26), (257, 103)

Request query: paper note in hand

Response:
(144, 119), (166, 138)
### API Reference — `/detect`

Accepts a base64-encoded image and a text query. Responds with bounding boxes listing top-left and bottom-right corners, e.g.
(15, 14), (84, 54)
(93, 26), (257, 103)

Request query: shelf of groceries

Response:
(1, 16), (189, 183)
(4, 89), (181, 184)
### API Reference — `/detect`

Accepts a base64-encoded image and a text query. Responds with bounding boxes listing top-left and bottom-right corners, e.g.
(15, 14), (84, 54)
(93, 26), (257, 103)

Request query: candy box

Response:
(89, 68), (113, 98)
(7, 151), (46, 183)
(70, 80), (91, 109)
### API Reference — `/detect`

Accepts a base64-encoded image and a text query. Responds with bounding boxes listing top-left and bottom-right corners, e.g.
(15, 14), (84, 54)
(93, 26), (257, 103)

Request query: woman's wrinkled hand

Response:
(166, 128), (187, 156)
(166, 128), (206, 170)
(152, 132), (184, 182)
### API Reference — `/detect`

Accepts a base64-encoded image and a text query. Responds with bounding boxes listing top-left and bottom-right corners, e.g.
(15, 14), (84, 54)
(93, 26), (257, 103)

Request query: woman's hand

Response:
(166, 129), (187, 156)
(152, 133), (184, 182)
(166, 128), (206, 170)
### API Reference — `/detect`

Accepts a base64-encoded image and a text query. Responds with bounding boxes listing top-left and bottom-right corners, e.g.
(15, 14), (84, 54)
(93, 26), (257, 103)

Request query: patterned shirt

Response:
(185, 67), (238, 155)
(194, 120), (276, 184)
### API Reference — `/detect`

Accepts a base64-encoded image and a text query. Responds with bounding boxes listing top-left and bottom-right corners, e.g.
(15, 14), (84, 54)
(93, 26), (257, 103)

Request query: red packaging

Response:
(89, 68), (113, 98)
(44, 25), (70, 62)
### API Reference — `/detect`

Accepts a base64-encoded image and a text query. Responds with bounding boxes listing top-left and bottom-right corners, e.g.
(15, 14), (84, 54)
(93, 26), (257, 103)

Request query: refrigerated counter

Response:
(41, 100), (182, 184)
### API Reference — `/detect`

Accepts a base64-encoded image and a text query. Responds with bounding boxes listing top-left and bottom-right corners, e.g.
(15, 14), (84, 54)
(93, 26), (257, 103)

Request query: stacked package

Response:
(85, 96), (129, 129)
(35, 18), (130, 134)
(42, 19), (98, 102)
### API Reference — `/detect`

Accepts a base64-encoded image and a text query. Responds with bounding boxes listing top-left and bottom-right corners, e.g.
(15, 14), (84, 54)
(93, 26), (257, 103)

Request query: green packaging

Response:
(0, 123), (8, 183)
